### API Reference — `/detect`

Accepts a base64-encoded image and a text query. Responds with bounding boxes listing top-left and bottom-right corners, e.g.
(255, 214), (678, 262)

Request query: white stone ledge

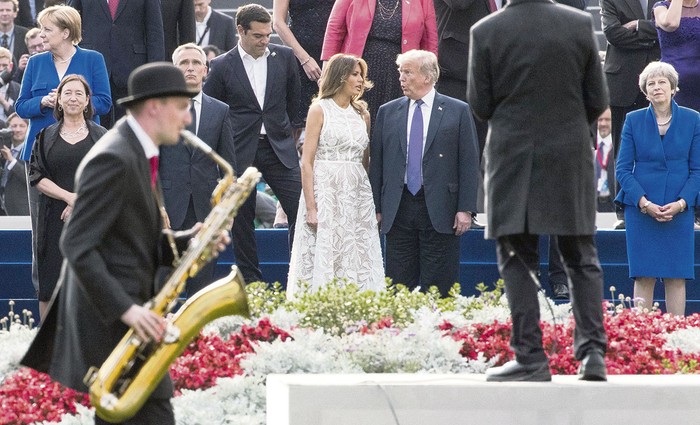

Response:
(267, 373), (700, 425)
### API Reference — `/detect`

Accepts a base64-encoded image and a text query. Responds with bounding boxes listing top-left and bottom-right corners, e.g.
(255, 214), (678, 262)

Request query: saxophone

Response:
(84, 130), (260, 423)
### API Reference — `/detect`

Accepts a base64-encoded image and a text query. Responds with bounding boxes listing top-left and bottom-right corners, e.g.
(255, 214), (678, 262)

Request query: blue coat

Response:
(615, 100), (700, 209)
(15, 47), (112, 161)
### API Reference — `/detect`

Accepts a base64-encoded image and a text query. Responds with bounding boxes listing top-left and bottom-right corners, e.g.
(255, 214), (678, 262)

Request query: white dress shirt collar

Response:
(126, 115), (159, 159)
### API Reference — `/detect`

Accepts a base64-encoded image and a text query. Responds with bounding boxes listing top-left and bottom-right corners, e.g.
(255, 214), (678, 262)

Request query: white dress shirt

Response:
(238, 43), (270, 134)
(404, 88), (436, 184)
(126, 115), (159, 160)
(196, 6), (213, 46)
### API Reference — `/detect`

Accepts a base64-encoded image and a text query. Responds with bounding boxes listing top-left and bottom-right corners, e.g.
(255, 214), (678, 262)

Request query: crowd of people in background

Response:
(0, 0), (697, 322)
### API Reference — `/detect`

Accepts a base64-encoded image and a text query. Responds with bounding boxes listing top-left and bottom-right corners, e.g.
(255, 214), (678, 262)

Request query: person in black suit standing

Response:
(69, 0), (165, 127)
(468, 0), (609, 382)
(161, 0), (196, 60)
(370, 49), (480, 296)
(161, 42), (236, 296)
(194, 0), (235, 53)
(601, 0), (659, 227)
(20, 63), (231, 424)
(203, 4), (301, 284)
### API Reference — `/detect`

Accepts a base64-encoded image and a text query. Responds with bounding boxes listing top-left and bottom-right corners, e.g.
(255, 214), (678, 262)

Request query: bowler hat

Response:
(117, 62), (197, 107)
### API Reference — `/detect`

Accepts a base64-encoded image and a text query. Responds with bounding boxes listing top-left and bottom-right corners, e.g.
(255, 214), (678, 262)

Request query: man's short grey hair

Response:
(396, 50), (440, 85)
(638, 61), (679, 95)
(172, 42), (207, 65)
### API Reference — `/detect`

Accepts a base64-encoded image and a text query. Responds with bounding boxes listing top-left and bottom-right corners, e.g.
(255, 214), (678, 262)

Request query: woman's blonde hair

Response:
(38, 5), (82, 45)
(315, 54), (373, 115)
(638, 61), (679, 95)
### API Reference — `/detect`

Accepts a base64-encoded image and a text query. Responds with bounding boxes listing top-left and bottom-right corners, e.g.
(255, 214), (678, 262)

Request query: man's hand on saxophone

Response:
(120, 305), (167, 342)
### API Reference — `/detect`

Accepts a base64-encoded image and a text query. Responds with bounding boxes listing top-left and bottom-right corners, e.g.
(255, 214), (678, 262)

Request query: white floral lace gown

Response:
(287, 98), (385, 297)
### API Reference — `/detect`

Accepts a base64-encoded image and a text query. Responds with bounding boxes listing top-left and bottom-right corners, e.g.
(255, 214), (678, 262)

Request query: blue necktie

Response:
(407, 99), (424, 195)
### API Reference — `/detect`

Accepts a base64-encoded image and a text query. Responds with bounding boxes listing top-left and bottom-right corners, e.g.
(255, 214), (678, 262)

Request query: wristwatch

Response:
(641, 200), (651, 214)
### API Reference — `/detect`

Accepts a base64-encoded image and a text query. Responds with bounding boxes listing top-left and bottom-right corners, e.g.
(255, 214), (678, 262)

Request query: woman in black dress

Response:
(29, 74), (107, 320)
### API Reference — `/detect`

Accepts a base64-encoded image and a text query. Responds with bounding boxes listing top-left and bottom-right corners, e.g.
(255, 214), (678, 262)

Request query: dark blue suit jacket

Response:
(69, 0), (165, 91)
(159, 93), (236, 230)
(204, 10), (236, 52)
(203, 44), (300, 170)
(370, 91), (480, 234)
(15, 47), (112, 161)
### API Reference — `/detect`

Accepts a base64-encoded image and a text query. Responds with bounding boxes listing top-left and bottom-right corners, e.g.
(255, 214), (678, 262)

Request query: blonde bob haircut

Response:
(638, 61), (679, 95)
(38, 5), (82, 45)
(315, 53), (373, 115)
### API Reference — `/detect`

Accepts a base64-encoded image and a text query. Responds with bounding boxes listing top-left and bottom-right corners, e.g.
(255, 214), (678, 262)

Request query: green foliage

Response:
(245, 281), (287, 318)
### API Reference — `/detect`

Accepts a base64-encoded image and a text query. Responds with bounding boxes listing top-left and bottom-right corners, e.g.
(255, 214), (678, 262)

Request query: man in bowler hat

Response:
(21, 62), (230, 424)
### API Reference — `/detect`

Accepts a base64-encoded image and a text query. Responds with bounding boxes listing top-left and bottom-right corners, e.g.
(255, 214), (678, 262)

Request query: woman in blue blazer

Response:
(615, 61), (700, 316)
(16, 5), (111, 162)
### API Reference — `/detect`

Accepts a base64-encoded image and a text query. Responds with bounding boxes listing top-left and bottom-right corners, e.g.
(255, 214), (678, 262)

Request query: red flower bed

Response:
(0, 369), (89, 425)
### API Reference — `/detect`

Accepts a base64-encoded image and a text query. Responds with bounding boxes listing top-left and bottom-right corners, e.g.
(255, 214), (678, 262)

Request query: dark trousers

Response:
(94, 398), (174, 425)
(385, 187), (460, 296)
(496, 233), (607, 364)
(180, 197), (216, 297)
(546, 236), (568, 288)
(232, 135), (301, 283)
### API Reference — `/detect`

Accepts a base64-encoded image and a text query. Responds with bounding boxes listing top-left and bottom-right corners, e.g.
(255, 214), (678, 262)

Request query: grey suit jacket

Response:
(1, 152), (28, 215)
(370, 91), (480, 235)
(601, 0), (659, 107)
(22, 119), (175, 398)
(160, 93), (236, 229)
(205, 10), (236, 53)
(468, 0), (609, 239)
(203, 43), (301, 170)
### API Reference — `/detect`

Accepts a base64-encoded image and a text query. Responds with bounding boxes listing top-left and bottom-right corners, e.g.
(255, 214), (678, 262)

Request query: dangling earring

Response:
(57, 105), (63, 111)
(84, 107), (88, 113)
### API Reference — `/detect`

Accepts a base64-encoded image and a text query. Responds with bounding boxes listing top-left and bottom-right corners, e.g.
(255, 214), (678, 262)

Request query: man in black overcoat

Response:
(467, 0), (609, 382)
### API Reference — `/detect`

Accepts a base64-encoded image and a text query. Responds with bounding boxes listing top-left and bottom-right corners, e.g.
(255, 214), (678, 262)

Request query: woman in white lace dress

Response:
(287, 54), (385, 298)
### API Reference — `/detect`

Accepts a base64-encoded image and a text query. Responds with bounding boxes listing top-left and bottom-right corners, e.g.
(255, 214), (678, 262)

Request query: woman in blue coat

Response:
(16, 5), (111, 162)
(615, 61), (700, 316)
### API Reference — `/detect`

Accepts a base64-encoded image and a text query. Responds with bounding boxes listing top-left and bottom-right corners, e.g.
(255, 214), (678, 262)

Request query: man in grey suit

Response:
(194, 0), (236, 52)
(161, 42), (236, 295)
(203, 4), (301, 284)
(0, 112), (28, 215)
(370, 50), (480, 296)
(468, 0), (609, 381)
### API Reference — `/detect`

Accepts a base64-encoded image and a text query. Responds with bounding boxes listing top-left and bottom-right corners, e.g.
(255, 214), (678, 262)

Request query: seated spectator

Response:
(0, 112), (28, 215)
(202, 44), (220, 62)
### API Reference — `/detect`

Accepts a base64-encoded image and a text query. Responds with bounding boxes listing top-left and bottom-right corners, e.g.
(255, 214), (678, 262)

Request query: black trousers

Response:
(232, 135), (301, 283)
(385, 187), (460, 296)
(94, 398), (174, 425)
(180, 197), (216, 297)
(496, 233), (607, 364)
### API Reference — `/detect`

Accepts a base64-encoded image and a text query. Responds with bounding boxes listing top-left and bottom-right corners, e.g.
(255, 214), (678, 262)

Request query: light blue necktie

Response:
(406, 99), (424, 195)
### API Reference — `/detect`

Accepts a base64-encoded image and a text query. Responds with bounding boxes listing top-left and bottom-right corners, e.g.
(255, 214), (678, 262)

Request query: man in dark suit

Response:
(594, 108), (615, 212)
(21, 63), (213, 424)
(69, 0), (165, 127)
(0, 112), (28, 215)
(468, 0), (609, 381)
(161, 42), (235, 295)
(203, 4), (301, 284)
(0, 0), (28, 63)
(194, 0), (236, 52)
(161, 0), (196, 60)
(0, 47), (20, 124)
(14, 0), (37, 28)
(601, 0), (659, 227)
(370, 49), (480, 296)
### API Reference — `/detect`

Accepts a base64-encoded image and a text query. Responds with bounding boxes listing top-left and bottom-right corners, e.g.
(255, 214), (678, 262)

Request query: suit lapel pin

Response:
(271, 52), (277, 57)
(438, 106), (443, 111)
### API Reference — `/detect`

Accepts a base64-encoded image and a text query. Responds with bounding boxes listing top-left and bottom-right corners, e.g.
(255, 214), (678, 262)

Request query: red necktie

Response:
(488, 0), (498, 12)
(108, 0), (119, 19)
(149, 156), (159, 188)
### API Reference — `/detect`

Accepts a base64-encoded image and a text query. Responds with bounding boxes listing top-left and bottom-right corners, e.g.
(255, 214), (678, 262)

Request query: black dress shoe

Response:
(550, 282), (570, 299)
(486, 360), (551, 382)
(578, 349), (607, 381)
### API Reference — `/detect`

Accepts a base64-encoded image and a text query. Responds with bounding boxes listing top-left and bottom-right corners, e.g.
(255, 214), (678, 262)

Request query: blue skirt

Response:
(624, 205), (694, 279)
